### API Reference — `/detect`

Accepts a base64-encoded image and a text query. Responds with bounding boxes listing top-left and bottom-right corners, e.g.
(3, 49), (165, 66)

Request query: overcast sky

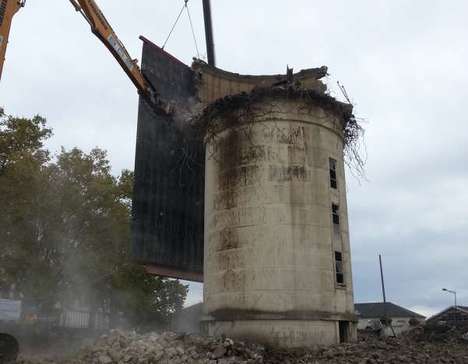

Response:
(1, 0), (467, 318)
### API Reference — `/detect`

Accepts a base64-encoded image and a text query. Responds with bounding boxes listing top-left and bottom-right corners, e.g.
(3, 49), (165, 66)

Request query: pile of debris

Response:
(406, 324), (468, 344)
(265, 334), (468, 364)
(18, 330), (264, 364)
(18, 328), (468, 364)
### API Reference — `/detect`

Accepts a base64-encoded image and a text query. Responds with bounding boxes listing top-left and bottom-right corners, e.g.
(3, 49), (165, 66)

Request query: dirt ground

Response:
(15, 326), (468, 364)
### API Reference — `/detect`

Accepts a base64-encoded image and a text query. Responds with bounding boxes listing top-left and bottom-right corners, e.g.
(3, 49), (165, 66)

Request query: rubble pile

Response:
(18, 328), (468, 364)
(19, 330), (264, 364)
(407, 324), (468, 343)
(264, 335), (468, 364)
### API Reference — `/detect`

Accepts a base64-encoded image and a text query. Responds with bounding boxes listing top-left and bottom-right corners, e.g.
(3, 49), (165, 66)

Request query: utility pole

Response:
(379, 254), (395, 336)
(379, 254), (387, 303)
(202, 0), (216, 66)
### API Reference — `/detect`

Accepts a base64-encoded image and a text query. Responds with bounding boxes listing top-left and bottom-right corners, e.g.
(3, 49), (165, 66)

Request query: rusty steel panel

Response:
(132, 37), (204, 280)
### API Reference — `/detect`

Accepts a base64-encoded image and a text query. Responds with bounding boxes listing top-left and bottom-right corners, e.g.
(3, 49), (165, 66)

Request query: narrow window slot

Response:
(335, 251), (345, 285)
(329, 158), (337, 189)
(332, 203), (340, 225)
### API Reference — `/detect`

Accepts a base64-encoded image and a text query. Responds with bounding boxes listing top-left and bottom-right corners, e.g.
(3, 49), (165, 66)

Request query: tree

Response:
(111, 265), (187, 329)
(0, 113), (61, 312)
(51, 147), (187, 327)
(0, 111), (187, 327)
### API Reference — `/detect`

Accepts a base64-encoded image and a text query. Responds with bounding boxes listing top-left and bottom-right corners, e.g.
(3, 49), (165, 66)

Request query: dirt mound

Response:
(17, 328), (468, 364)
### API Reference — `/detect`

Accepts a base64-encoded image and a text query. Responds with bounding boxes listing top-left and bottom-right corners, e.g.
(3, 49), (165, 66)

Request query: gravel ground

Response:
(16, 327), (468, 364)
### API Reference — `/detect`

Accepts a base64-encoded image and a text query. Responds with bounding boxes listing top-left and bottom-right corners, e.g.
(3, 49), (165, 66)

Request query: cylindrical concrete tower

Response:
(200, 89), (357, 348)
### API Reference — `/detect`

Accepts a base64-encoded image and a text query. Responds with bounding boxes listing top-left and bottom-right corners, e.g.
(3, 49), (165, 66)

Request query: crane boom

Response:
(0, 0), (25, 81)
(1, 0), (159, 107)
(69, 0), (156, 104)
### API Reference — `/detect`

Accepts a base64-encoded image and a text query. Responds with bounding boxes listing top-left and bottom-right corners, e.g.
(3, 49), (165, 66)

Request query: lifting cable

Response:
(186, 3), (200, 59)
(162, 2), (185, 50)
(162, 0), (200, 59)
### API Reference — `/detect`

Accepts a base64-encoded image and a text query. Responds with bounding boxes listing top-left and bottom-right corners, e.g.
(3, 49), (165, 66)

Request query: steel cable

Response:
(162, 1), (186, 49)
(185, 2), (200, 58)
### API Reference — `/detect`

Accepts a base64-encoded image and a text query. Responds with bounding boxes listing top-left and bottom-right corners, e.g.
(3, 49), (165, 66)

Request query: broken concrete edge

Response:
(191, 86), (357, 145)
(139, 35), (330, 110)
(138, 35), (344, 133)
(192, 59), (328, 85)
(191, 59), (328, 107)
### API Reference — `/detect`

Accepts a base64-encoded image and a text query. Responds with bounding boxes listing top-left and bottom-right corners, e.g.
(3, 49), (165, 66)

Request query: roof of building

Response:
(180, 302), (203, 316)
(355, 302), (425, 319)
(426, 306), (468, 322)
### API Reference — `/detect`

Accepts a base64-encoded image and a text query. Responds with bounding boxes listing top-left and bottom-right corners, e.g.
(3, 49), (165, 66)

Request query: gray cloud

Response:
(1, 0), (467, 317)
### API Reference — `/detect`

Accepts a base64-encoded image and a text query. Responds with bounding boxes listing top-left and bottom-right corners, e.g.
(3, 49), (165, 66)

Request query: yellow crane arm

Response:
(1, 0), (162, 110)
(69, 0), (156, 104)
(0, 0), (25, 80)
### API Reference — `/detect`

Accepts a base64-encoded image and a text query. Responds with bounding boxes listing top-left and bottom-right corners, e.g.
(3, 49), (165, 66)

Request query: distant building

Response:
(426, 306), (468, 327)
(355, 302), (425, 334)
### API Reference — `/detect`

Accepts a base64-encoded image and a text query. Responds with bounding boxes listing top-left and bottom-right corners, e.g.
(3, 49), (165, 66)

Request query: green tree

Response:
(0, 113), (61, 312)
(51, 147), (187, 327)
(0, 112), (187, 326)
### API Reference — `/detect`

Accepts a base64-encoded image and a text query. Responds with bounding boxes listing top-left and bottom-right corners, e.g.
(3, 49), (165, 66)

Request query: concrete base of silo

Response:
(202, 318), (357, 348)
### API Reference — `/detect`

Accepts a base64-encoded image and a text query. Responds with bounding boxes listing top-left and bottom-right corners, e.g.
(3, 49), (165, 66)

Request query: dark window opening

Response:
(332, 204), (340, 225)
(335, 251), (345, 285)
(329, 158), (337, 189)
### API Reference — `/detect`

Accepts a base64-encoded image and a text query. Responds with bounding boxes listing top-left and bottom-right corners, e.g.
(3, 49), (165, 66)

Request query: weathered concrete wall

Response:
(204, 320), (338, 348)
(193, 61), (327, 106)
(201, 95), (356, 347)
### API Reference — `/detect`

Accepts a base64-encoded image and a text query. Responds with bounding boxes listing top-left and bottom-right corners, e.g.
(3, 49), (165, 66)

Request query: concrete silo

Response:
(132, 38), (358, 347)
(198, 80), (357, 348)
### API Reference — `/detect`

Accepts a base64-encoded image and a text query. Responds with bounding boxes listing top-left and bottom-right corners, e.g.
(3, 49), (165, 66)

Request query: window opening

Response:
(332, 204), (340, 225)
(329, 158), (337, 189)
(335, 251), (345, 285)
